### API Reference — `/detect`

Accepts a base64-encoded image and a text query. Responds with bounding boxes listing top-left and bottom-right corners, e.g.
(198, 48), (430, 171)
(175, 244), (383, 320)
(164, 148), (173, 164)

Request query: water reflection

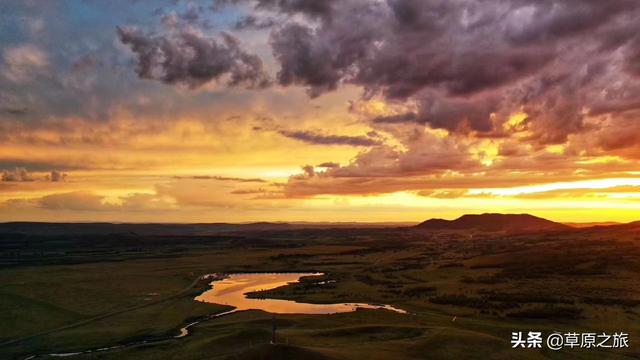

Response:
(195, 273), (406, 314)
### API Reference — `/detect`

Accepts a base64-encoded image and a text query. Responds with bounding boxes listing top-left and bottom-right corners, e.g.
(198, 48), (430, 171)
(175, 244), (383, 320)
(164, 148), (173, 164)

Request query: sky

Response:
(1, 0), (640, 223)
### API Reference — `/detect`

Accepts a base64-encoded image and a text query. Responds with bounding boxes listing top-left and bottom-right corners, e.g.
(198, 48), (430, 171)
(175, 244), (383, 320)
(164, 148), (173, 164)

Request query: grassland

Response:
(1, 225), (640, 359)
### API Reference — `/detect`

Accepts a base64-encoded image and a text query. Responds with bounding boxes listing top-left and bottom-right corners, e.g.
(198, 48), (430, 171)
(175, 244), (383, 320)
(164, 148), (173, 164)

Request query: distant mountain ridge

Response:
(610, 220), (640, 231)
(416, 213), (571, 233)
(0, 221), (409, 236)
(564, 221), (621, 228)
(0, 222), (294, 236)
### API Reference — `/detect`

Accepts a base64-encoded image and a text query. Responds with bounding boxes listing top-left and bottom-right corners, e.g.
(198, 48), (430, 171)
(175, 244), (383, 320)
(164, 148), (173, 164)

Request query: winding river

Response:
(28, 272), (405, 359)
(195, 272), (406, 314)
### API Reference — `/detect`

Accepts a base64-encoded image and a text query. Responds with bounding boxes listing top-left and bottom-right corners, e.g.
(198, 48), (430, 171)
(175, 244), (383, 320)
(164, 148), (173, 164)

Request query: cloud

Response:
(372, 93), (501, 133)
(0, 91), (29, 117)
(227, 0), (640, 199)
(282, 135), (481, 197)
(277, 129), (382, 146)
(117, 27), (271, 89)
(508, 187), (640, 200)
(3, 0), (640, 220)
(260, 0), (640, 144)
(2, 107), (28, 115)
(213, 0), (337, 19)
(255, 0), (337, 19)
(38, 192), (107, 211)
(230, 188), (266, 194)
(372, 113), (418, 125)
(48, 170), (67, 182)
(2, 44), (48, 83)
(627, 38), (640, 76)
(305, 130), (481, 178)
(1, 168), (34, 182)
(173, 175), (267, 183)
(117, 192), (175, 211)
(267, 0), (554, 99)
(155, 181), (239, 208)
(269, 17), (378, 97)
(316, 162), (339, 168)
(1, 168), (68, 182)
(416, 189), (468, 199)
(233, 15), (277, 30)
(593, 116), (640, 153)
(279, 122), (640, 198)
(20, 191), (173, 212)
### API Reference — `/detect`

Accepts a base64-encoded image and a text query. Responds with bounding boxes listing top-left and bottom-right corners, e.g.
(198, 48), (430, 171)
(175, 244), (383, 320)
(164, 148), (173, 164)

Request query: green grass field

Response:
(1, 226), (640, 359)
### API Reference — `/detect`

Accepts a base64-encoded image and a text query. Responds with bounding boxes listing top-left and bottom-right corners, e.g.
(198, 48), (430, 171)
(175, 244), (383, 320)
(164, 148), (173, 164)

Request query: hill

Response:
(616, 220), (640, 230)
(416, 213), (571, 233)
(564, 221), (621, 228)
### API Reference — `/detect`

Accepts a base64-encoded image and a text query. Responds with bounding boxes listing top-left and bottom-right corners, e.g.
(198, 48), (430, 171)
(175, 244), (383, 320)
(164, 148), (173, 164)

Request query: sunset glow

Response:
(1, 1), (639, 224)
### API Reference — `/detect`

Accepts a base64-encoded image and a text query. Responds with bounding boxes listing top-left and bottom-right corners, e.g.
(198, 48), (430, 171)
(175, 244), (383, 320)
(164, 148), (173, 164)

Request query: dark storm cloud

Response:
(269, 23), (343, 97)
(233, 15), (277, 30)
(260, 0), (640, 141)
(254, 0), (337, 19)
(502, 0), (634, 45)
(117, 27), (271, 89)
(372, 113), (418, 125)
(372, 93), (500, 132)
(115, 0), (640, 144)
(277, 130), (382, 146)
(212, 0), (337, 19)
(269, 1), (385, 97)
(626, 38), (640, 77)
(267, 0), (555, 99)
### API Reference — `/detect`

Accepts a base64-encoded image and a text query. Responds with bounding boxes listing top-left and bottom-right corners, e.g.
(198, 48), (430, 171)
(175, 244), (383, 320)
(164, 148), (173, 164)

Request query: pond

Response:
(195, 272), (406, 314)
